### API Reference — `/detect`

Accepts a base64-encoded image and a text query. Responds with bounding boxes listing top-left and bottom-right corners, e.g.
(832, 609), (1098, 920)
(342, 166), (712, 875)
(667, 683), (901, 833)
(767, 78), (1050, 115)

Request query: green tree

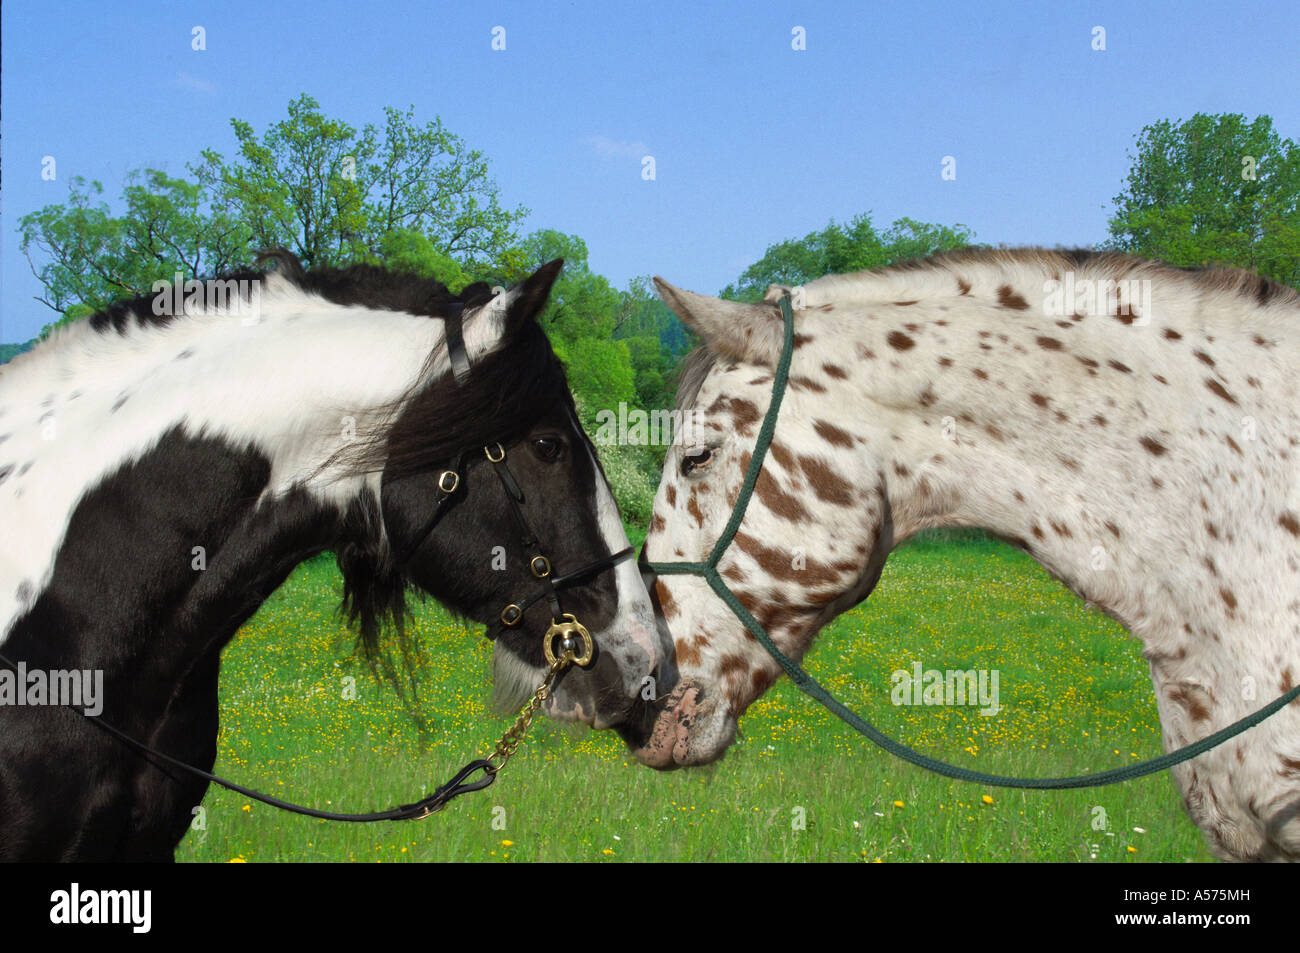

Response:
(509, 229), (638, 423)
(194, 94), (528, 273)
(1106, 113), (1300, 285)
(375, 228), (472, 289)
(614, 275), (691, 409)
(721, 214), (975, 301)
(19, 170), (252, 333)
(20, 95), (530, 332)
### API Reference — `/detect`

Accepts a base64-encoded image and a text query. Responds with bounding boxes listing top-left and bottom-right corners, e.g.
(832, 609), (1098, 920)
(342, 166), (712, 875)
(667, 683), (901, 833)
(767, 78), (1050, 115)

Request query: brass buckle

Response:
(529, 555), (551, 578)
(437, 470), (459, 494)
(501, 604), (523, 626)
(543, 613), (594, 667)
(484, 443), (505, 463)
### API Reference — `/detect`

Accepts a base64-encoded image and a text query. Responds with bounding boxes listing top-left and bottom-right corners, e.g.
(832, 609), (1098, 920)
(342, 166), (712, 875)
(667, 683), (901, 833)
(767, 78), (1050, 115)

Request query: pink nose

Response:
(632, 684), (701, 769)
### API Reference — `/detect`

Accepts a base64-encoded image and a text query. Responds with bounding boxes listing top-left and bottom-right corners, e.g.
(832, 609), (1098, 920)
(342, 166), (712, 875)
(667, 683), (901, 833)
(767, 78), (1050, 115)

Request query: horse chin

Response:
(625, 681), (736, 770)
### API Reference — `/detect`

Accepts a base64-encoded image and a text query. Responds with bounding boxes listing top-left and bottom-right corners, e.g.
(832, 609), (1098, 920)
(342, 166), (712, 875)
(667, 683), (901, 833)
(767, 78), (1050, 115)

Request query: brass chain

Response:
(486, 656), (570, 775)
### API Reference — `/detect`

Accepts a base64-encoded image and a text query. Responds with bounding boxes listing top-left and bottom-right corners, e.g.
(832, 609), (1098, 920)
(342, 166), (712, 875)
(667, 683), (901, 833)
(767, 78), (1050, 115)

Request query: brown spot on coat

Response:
(687, 494), (705, 528)
(1030, 393), (1050, 408)
(790, 376), (827, 393)
(814, 419), (854, 447)
(1168, 685), (1212, 722)
(675, 636), (701, 667)
(1278, 512), (1300, 536)
(1108, 360), (1132, 374)
(887, 331), (915, 351)
(1220, 588), (1237, 611)
(718, 653), (748, 679)
(655, 581), (679, 620)
(823, 363), (849, 379)
(1205, 379), (1238, 405)
(1225, 435), (1242, 455)
(1163, 328), (1182, 340)
(754, 469), (811, 522)
(797, 455), (854, 506)
(665, 484), (677, 507)
(972, 368), (988, 380)
(997, 285), (1030, 310)
(1036, 336), (1064, 351)
(1193, 350), (1215, 367)
(1139, 436), (1166, 456)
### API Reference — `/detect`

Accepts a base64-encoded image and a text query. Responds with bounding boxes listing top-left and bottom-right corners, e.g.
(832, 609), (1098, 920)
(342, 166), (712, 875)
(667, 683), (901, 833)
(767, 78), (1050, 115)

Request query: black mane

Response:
(86, 249), (496, 335)
(86, 251), (574, 675)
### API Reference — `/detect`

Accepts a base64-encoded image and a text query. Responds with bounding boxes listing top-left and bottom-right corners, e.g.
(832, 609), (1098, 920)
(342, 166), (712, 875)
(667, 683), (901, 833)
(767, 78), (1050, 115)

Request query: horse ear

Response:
(653, 278), (783, 366)
(461, 259), (564, 361)
(504, 258), (564, 332)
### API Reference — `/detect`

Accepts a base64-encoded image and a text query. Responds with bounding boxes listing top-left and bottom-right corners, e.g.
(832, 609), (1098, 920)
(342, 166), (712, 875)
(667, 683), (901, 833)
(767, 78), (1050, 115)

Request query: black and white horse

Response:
(0, 253), (671, 860)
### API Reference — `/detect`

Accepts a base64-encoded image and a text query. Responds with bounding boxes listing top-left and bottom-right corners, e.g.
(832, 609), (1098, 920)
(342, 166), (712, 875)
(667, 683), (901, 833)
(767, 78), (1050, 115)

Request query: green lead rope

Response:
(648, 294), (1300, 789)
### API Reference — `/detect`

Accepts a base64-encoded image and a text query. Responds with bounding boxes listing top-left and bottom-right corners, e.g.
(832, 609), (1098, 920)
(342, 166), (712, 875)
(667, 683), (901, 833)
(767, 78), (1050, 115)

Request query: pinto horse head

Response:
(0, 253), (670, 859)
(326, 257), (671, 728)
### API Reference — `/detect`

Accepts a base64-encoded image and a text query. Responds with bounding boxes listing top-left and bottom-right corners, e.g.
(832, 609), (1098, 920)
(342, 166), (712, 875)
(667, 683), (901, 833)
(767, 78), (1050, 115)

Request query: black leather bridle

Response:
(389, 302), (634, 666)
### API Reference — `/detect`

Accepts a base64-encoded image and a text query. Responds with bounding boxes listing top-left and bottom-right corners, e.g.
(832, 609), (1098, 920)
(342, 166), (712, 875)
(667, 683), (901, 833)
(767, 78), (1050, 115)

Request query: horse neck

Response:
(0, 288), (448, 644)
(806, 264), (1299, 685)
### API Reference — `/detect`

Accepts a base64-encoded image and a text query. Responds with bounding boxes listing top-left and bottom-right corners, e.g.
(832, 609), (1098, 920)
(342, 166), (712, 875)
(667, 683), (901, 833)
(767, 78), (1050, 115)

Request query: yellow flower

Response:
(241, 804), (251, 812)
(228, 857), (247, 863)
(501, 839), (514, 847)
(1127, 846), (1137, 853)
(981, 795), (994, 804)
(893, 800), (904, 808)
(602, 849), (614, 856)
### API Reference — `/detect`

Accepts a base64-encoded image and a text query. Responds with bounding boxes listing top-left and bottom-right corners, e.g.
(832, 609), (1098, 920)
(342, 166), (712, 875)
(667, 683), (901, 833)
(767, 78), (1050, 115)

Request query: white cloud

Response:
(171, 72), (216, 94)
(585, 135), (649, 159)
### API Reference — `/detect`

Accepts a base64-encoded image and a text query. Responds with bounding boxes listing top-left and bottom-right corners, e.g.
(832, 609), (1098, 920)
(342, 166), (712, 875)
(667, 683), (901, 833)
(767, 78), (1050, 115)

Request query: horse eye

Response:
(532, 437), (562, 461)
(681, 447), (714, 476)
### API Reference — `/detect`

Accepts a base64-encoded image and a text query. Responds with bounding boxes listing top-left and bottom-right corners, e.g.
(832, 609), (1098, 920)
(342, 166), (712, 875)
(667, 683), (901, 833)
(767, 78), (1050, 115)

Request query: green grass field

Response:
(176, 533), (1213, 863)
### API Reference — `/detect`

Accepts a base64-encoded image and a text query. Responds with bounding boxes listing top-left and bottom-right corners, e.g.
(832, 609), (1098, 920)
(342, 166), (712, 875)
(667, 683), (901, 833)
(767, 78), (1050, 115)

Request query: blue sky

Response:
(3, 0), (1298, 343)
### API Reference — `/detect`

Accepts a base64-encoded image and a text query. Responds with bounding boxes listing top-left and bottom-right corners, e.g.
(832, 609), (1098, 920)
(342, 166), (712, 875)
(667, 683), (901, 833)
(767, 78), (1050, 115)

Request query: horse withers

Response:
(0, 254), (672, 860)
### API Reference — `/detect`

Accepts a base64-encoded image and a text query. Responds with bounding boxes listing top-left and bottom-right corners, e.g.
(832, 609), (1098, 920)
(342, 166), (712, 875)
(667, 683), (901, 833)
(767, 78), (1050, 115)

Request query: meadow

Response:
(177, 532), (1213, 863)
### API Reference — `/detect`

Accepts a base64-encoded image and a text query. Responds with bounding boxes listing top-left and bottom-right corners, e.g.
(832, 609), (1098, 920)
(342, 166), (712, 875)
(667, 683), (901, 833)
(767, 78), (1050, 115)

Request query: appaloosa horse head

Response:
(635, 248), (1300, 862)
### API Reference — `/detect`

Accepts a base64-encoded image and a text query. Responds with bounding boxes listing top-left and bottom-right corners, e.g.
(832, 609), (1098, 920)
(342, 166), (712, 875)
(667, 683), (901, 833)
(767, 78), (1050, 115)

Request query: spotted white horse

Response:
(637, 248), (1300, 862)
